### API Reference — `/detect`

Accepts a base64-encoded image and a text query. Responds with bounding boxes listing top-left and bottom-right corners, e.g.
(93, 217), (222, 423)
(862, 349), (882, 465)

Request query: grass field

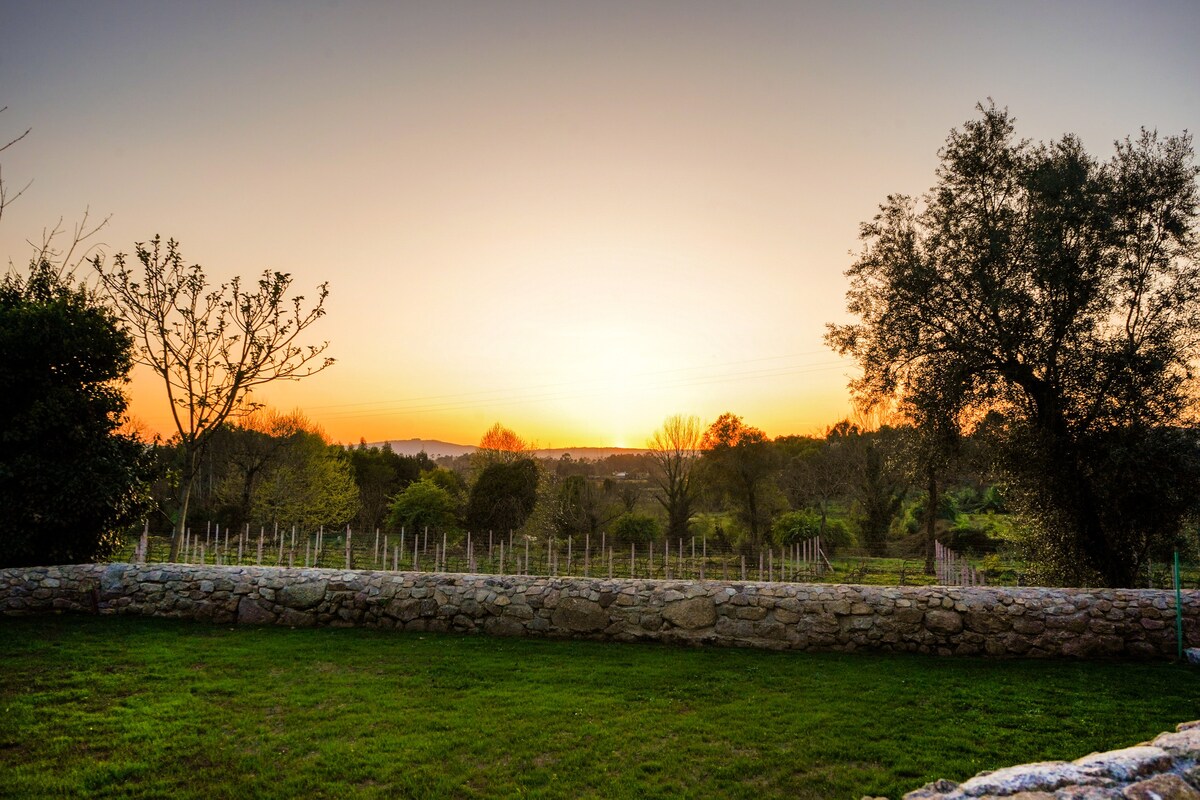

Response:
(3, 615), (1198, 799)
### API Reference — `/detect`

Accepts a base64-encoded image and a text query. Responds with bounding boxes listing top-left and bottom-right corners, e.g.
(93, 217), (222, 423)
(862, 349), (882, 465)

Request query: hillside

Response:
(362, 439), (648, 460)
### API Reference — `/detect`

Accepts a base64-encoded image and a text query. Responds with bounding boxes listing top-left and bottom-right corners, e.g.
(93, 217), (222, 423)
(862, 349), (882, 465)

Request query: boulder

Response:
(236, 596), (277, 625)
(550, 597), (609, 632)
(661, 596), (717, 630)
(924, 609), (964, 635)
(279, 580), (328, 609)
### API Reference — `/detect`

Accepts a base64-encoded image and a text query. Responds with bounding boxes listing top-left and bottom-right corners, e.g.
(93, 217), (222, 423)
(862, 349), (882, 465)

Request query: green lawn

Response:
(2, 615), (1197, 799)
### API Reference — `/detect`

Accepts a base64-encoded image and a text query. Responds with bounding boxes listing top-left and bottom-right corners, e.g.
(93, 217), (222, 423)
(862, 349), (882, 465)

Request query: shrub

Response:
(609, 513), (660, 545)
(771, 510), (853, 555)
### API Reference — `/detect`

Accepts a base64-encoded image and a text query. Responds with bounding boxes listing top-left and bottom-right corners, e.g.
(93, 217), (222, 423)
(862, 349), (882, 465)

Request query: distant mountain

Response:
(358, 439), (648, 460)
(365, 439), (477, 458)
(533, 447), (650, 460)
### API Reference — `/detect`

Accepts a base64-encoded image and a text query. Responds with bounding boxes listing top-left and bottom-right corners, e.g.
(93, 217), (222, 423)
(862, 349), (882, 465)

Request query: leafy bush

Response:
(387, 478), (459, 536)
(771, 510), (853, 555)
(0, 262), (156, 567)
(609, 513), (660, 545)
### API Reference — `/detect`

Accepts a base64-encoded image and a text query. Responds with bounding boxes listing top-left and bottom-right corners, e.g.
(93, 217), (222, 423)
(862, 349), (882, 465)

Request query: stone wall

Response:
(886, 720), (1200, 799)
(1, 563), (1197, 658)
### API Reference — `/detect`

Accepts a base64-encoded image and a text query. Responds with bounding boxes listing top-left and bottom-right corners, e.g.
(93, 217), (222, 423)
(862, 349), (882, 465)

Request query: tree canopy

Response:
(92, 236), (334, 558)
(827, 102), (1200, 586)
(465, 458), (540, 535)
(0, 261), (155, 566)
(700, 413), (781, 547)
(647, 414), (703, 541)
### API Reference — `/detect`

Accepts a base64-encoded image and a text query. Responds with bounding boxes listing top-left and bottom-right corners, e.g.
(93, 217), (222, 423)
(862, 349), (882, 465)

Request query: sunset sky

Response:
(2, 1), (1198, 448)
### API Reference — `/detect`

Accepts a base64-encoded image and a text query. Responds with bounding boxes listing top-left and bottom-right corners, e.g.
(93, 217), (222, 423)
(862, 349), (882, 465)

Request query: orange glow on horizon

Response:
(123, 355), (858, 448)
(4, 3), (1193, 453)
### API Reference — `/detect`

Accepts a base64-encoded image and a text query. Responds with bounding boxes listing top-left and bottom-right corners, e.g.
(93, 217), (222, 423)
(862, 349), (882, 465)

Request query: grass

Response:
(2, 615), (1198, 799)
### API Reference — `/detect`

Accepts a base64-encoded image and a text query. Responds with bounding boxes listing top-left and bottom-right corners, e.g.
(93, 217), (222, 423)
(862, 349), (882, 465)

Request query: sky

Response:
(2, 1), (1198, 448)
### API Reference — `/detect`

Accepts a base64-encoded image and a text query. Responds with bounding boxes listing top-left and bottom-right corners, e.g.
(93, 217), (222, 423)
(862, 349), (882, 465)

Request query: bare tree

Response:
(647, 414), (704, 540)
(0, 106), (31, 227)
(93, 235), (333, 559)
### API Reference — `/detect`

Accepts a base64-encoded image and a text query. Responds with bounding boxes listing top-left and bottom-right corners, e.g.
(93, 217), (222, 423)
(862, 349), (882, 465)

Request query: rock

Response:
(277, 608), (315, 627)
(925, 609), (964, 635)
(385, 598), (421, 621)
(278, 580), (328, 609)
(1012, 616), (1046, 635)
(1074, 746), (1173, 782)
(902, 778), (958, 799)
(1121, 773), (1200, 799)
(236, 596), (277, 625)
(1053, 789), (1121, 799)
(964, 610), (1009, 634)
(775, 607), (801, 624)
(1062, 636), (1106, 658)
(661, 596), (716, 629)
(550, 597), (609, 632)
(483, 616), (525, 637)
(955, 761), (1096, 796)
(734, 605), (768, 620)
(1151, 726), (1200, 758)
(100, 564), (129, 596)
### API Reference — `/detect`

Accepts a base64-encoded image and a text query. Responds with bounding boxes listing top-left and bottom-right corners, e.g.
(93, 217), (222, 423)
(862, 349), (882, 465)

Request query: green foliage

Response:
(554, 474), (621, 537)
(386, 477), (460, 535)
(93, 236), (333, 557)
(424, 466), (466, 498)
(829, 104), (1200, 586)
(948, 485), (1006, 515)
(609, 512), (661, 545)
(465, 458), (540, 534)
(772, 510), (854, 554)
(1013, 425), (1200, 586)
(770, 510), (820, 544)
(346, 442), (424, 530)
(700, 413), (783, 546)
(850, 440), (903, 555)
(647, 414), (704, 540)
(250, 432), (360, 531)
(899, 492), (959, 535)
(0, 261), (156, 566)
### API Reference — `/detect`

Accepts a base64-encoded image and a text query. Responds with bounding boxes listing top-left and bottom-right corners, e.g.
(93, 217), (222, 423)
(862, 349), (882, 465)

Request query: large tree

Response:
(465, 458), (540, 535)
(93, 237), (333, 559)
(247, 426), (360, 533)
(700, 413), (781, 547)
(0, 261), (155, 566)
(347, 441), (424, 532)
(387, 477), (459, 536)
(827, 103), (1200, 586)
(647, 414), (704, 541)
(554, 474), (621, 538)
(209, 408), (310, 525)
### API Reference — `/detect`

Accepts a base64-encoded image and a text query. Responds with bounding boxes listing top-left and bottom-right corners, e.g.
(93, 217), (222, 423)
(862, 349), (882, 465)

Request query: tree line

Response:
(120, 413), (1071, 578)
(2, 103), (1198, 586)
